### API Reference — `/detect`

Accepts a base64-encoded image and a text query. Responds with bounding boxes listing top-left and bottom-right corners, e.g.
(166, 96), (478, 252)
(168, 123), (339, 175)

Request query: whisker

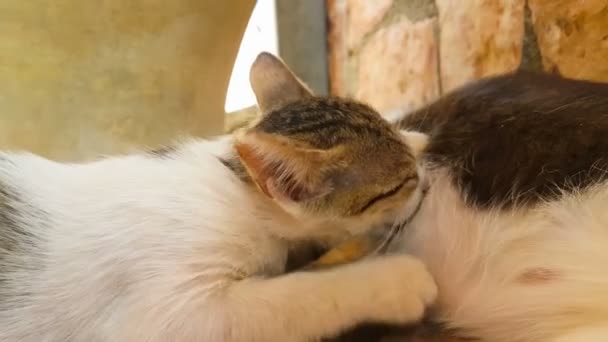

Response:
(371, 222), (400, 255)
(372, 186), (429, 255)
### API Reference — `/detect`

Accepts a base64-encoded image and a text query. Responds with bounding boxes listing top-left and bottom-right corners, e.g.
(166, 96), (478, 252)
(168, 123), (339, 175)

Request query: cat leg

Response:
(289, 229), (386, 271)
(550, 325), (608, 342)
(223, 254), (437, 342)
(305, 234), (381, 270)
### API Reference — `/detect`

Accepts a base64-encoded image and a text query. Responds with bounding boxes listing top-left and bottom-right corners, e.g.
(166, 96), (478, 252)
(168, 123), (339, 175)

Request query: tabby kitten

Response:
(337, 71), (608, 342)
(0, 52), (436, 342)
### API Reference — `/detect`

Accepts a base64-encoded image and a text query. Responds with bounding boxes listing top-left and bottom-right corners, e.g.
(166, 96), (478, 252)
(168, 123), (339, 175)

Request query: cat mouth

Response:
(374, 184), (429, 254)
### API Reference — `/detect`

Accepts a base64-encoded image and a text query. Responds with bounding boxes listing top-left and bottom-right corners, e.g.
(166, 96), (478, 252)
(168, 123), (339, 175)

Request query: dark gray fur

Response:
(0, 166), (45, 308)
(217, 156), (251, 183)
(399, 70), (608, 209)
(146, 145), (178, 158)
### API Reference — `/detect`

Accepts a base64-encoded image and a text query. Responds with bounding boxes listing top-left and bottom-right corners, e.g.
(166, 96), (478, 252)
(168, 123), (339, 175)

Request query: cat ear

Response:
(249, 52), (313, 114)
(234, 131), (332, 204)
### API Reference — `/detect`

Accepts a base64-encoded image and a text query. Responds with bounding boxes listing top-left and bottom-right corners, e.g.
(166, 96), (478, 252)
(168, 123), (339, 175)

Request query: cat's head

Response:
(234, 52), (428, 237)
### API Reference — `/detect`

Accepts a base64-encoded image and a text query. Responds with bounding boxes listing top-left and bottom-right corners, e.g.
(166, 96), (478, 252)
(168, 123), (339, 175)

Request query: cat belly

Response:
(400, 174), (608, 342)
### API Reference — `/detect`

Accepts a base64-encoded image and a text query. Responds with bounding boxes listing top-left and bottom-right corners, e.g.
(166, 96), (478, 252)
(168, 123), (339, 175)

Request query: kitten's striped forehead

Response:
(253, 97), (403, 150)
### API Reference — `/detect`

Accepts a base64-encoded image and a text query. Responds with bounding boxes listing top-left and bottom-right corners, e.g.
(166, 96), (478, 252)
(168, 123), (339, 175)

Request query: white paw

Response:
(359, 255), (437, 324)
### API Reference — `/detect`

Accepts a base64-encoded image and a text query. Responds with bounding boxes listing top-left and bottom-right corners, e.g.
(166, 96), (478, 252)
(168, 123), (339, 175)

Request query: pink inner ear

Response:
(265, 170), (314, 203)
(235, 140), (314, 202)
(234, 141), (272, 197)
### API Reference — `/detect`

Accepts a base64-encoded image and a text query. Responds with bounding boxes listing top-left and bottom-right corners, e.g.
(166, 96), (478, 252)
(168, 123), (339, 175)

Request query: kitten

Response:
(0, 52), (436, 342)
(334, 71), (608, 342)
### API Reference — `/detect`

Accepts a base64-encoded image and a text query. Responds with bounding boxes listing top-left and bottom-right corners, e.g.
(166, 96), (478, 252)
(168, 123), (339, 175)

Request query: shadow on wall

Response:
(0, 0), (254, 161)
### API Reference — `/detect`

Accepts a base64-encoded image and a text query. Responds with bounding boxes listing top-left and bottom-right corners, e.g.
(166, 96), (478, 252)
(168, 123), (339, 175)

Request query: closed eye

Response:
(354, 175), (417, 214)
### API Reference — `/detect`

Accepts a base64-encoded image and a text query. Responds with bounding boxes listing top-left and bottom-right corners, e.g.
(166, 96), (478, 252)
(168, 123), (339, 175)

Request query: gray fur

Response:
(0, 177), (45, 309)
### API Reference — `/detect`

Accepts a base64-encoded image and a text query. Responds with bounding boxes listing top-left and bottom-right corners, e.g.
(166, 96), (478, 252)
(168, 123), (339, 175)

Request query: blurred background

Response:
(0, 0), (606, 160)
(328, 0), (608, 113)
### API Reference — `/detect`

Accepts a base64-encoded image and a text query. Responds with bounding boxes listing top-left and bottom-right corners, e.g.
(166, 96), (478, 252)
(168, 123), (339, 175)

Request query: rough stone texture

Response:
(0, 0), (253, 161)
(529, 0), (608, 81)
(392, 0), (438, 22)
(328, 0), (608, 103)
(346, 0), (393, 49)
(436, 0), (525, 92)
(356, 17), (439, 115)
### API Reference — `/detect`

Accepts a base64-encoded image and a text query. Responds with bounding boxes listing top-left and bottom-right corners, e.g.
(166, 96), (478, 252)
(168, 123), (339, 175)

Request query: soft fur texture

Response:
(394, 72), (608, 342)
(400, 171), (608, 342)
(0, 53), (437, 341)
(331, 71), (608, 342)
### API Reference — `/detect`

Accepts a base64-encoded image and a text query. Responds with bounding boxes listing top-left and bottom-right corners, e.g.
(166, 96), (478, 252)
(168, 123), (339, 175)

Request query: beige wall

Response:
(0, 0), (254, 161)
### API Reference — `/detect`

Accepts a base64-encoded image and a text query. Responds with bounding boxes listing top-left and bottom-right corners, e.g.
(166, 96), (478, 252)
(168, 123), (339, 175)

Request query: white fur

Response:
(383, 106), (414, 124)
(398, 168), (608, 341)
(399, 130), (429, 159)
(0, 137), (436, 342)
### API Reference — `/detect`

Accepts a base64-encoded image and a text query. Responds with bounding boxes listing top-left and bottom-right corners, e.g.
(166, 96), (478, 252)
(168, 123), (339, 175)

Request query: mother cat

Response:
(339, 71), (608, 342)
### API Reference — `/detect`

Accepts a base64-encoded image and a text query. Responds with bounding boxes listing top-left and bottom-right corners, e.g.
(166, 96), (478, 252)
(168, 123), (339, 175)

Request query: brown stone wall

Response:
(327, 0), (608, 115)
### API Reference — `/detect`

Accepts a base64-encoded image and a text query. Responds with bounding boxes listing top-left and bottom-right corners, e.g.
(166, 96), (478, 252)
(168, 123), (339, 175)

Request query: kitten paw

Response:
(362, 255), (437, 324)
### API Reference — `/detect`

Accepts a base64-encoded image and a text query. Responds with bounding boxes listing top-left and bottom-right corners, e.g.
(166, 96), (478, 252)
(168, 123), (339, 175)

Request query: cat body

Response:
(395, 71), (608, 342)
(0, 140), (283, 340)
(0, 53), (437, 341)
